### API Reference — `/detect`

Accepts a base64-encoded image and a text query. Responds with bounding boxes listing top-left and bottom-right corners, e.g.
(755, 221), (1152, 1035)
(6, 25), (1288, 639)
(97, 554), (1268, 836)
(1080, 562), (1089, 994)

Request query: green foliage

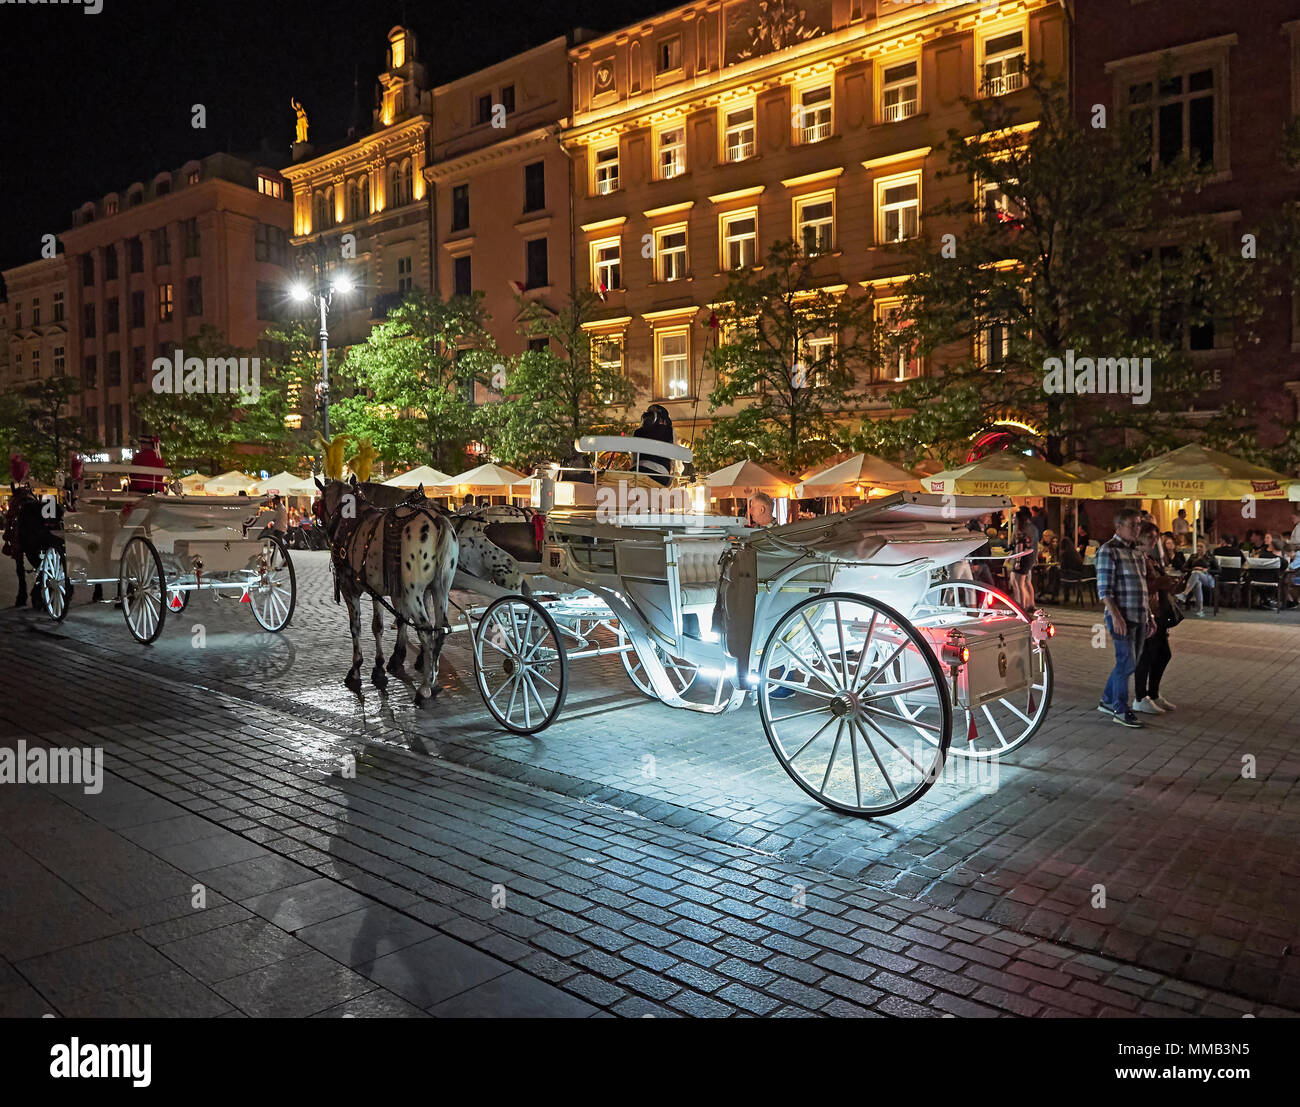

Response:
(0, 375), (91, 482)
(332, 290), (497, 474)
(702, 240), (877, 472)
(862, 72), (1268, 467)
(475, 291), (636, 470)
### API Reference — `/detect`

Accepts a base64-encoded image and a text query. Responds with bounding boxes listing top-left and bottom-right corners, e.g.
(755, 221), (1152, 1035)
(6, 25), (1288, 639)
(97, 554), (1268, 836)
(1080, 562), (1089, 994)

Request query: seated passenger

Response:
(631, 404), (674, 487)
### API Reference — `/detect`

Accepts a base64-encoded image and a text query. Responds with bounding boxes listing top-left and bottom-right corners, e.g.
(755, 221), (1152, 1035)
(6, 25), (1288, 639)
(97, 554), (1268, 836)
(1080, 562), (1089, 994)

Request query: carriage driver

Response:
(128, 435), (166, 494)
(631, 404), (675, 487)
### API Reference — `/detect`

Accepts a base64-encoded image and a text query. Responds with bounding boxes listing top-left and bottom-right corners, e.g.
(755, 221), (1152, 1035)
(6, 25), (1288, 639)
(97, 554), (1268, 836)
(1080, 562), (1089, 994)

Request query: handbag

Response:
(1157, 590), (1183, 629)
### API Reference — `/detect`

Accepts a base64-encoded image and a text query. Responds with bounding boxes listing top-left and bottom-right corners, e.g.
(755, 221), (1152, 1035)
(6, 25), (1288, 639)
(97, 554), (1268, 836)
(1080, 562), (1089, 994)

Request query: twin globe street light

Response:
(289, 270), (354, 441)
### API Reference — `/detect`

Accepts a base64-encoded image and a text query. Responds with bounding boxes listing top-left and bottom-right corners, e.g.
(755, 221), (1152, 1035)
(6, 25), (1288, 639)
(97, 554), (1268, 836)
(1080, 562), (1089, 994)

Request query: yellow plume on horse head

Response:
(349, 437), (377, 484)
(313, 432), (350, 481)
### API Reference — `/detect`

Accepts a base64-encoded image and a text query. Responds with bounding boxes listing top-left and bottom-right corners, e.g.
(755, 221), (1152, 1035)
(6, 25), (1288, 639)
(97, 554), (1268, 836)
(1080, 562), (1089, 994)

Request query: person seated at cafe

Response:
(748, 492), (775, 528)
(1059, 537), (1085, 574)
(1076, 523), (1091, 550)
(1038, 529), (1059, 563)
(1285, 544), (1300, 607)
(1212, 534), (1243, 561)
(1161, 533), (1185, 570)
(1175, 541), (1215, 617)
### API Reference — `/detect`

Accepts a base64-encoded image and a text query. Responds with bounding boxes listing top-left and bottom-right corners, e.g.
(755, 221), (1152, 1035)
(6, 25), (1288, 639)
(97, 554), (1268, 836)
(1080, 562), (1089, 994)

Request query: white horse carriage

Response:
(39, 463), (296, 644)
(458, 437), (1055, 817)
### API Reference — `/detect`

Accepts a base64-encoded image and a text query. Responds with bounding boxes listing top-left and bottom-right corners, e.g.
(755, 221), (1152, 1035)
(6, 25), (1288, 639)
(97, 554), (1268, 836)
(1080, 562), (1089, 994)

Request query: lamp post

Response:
(290, 269), (354, 442)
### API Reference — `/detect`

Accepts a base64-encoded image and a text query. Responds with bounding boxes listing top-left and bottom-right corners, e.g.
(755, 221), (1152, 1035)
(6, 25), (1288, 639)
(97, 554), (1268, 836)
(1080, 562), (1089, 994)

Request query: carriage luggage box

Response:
(925, 616), (1032, 710)
(171, 538), (250, 573)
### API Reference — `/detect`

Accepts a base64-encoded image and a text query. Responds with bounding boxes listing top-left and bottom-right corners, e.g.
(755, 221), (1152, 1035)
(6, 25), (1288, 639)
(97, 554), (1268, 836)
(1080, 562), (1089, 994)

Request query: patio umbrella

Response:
(178, 472), (210, 494)
(382, 464), (452, 489)
(437, 462), (531, 497)
(1100, 444), (1290, 500)
(923, 453), (1097, 498)
(1289, 482), (1300, 502)
(252, 470), (315, 496)
(705, 460), (796, 498)
(204, 470), (259, 495)
(1059, 460), (1108, 484)
(795, 453), (919, 497)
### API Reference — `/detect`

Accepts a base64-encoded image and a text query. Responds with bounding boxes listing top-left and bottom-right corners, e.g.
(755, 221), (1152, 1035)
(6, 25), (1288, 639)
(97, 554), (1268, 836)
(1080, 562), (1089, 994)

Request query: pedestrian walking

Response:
(1134, 522), (1180, 715)
(1096, 507), (1154, 728)
(1007, 506), (1037, 611)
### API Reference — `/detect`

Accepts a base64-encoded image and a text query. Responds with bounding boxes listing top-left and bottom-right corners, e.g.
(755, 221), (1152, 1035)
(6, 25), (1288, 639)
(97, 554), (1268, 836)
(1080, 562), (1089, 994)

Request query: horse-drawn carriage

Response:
(437, 437), (1055, 817)
(38, 463), (296, 643)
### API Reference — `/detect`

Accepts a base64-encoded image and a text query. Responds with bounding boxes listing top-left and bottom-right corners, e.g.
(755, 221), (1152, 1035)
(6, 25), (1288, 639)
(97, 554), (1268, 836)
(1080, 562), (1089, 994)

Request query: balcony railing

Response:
(982, 67), (1026, 97)
(882, 97), (918, 123)
(596, 173), (619, 195)
(726, 140), (755, 162)
(801, 119), (832, 144)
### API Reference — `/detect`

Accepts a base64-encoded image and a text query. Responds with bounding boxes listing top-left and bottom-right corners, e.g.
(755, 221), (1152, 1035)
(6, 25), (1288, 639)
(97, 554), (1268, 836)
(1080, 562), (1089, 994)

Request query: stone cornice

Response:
(281, 117), (430, 183)
(426, 125), (562, 182)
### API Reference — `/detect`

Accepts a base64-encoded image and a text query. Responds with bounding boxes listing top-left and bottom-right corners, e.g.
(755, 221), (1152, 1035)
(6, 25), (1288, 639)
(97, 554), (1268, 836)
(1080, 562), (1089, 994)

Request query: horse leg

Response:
(413, 624), (438, 707)
(387, 619), (408, 675)
(370, 599), (388, 689)
(342, 590), (364, 692)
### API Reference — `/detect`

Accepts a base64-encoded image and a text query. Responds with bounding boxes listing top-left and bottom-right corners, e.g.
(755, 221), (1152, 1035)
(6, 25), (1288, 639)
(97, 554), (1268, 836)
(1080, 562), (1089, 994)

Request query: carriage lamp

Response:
(942, 629), (970, 666)
(1030, 608), (1055, 644)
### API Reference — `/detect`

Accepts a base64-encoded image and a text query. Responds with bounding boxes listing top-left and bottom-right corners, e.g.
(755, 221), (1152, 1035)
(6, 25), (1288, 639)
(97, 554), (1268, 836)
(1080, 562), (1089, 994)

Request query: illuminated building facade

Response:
(564, 0), (1066, 440)
(1, 256), (70, 396)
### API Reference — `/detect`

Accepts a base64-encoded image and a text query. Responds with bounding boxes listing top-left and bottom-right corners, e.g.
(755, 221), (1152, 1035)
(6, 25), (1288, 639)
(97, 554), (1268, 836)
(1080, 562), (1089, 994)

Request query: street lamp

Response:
(290, 270), (354, 441)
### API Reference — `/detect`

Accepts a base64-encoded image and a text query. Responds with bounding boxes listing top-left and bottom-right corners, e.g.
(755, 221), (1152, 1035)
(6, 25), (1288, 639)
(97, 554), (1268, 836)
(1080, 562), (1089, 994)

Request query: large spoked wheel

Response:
(474, 595), (568, 735)
(909, 581), (1054, 759)
(617, 625), (698, 700)
(119, 536), (167, 645)
(758, 592), (952, 818)
(38, 547), (71, 623)
(249, 534), (296, 632)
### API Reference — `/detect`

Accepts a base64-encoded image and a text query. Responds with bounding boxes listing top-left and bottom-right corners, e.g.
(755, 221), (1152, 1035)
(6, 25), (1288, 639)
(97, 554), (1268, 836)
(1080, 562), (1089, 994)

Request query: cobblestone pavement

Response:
(0, 551), (1296, 1017)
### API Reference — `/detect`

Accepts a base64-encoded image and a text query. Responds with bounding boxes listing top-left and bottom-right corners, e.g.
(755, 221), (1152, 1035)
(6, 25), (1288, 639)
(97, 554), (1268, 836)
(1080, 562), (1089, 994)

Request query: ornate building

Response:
(1, 256), (70, 397)
(281, 26), (435, 350)
(564, 0), (1066, 442)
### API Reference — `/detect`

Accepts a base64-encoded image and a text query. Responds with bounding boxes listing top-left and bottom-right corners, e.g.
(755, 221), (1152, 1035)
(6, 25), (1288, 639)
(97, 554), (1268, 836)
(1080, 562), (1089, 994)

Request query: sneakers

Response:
(1113, 709), (1144, 728)
(1195, 609), (1206, 617)
(1135, 696), (1165, 715)
(1153, 695), (1176, 711)
(1097, 701), (1118, 718)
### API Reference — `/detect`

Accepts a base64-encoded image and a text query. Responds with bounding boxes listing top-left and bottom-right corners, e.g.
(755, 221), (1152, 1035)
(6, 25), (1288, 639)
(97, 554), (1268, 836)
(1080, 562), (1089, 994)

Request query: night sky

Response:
(0, 0), (665, 281)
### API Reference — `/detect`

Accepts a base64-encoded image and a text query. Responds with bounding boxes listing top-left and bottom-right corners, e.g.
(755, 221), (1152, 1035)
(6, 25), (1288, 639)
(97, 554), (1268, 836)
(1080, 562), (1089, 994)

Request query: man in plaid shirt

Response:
(1096, 507), (1155, 727)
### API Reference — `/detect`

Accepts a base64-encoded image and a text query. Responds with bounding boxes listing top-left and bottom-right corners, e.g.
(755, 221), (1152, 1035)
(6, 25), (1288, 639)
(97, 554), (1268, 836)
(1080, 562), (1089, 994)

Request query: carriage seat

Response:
(673, 537), (731, 605)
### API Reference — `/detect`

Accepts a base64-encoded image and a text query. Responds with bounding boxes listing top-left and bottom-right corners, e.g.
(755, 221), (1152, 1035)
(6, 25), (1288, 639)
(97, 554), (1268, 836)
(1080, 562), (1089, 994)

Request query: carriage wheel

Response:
(119, 536), (167, 645)
(249, 535), (296, 632)
(907, 581), (1054, 759)
(758, 592), (952, 817)
(617, 625), (698, 700)
(38, 547), (71, 623)
(473, 595), (568, 735)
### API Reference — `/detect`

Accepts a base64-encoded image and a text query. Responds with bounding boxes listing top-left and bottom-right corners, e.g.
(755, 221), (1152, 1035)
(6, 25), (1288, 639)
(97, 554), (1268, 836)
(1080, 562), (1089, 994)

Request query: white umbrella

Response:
(438, 462), (531, 496)
(205, 470), (259, 495)
(382, 464), (452, 489)
(178, 472), (210, 494)
(705, 460), (796, 498)
(252, 470), (315, 496)
(796, 453), (918, 497)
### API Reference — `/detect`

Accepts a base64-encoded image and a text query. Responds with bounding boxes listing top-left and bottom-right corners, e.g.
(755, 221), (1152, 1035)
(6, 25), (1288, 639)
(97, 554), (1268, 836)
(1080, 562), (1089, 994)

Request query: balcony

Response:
(982, 67), (1026, 98)
(726, 140), (755, 162)
(801, 120), (831, 144)
(882, 98), (918, 123)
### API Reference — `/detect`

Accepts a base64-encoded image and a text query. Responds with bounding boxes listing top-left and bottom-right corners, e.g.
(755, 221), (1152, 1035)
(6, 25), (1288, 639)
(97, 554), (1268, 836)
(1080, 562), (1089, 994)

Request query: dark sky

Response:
(0, 0), (664, 280)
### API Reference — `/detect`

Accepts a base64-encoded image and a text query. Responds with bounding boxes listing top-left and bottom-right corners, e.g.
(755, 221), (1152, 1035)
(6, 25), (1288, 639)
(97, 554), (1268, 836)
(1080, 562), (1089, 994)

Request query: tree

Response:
(697, 240), (878, 473)
(134, 325), (302, 474)
(474, 291), (636, 469)
(332, 290), (496, 474)
(0, 376), (91, 482)
(856, 73), (1266, 470)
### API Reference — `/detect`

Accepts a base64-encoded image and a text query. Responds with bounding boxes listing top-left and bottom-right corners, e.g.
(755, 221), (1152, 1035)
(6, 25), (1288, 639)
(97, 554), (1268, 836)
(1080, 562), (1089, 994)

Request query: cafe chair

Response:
(1245, 559), (1281, 610)
(1213, 556), (1242, 610)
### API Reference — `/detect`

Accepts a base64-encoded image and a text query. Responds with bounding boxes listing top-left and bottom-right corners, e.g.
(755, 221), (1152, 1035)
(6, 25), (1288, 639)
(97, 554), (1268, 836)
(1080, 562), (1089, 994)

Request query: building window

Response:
(157, 283), (174, 322)
(54, 346), (65, 375)
(154, 227), (171, 267)
(798, 86), (832, 144)
(156, 178), (171, 197)
(795, 193), (835, 256)
(657, 125), (685, 180)
(981, 176), (1023, 227)
(501, 84), (515, 114)
(592, 239), (621, 294)
(105, 297), (119, 334)
(107, 350), (122, 387)
(722, 211), (758, 270)
(31, 297), (40, 327)
(82, 254), (95, 286)
(104, 247), (118, 281)
(877, 301), (922, 381)
(451, 183), (470, 231)
(655, 226), (688, 282)
(184, 218), (201, 257)
(106, 404), (122, 447)
(724, 106), (755, 162)
(1129, 68), (1216, 169)
(31, 349), (40, 377)
(84, 406), (98, 440)
(593, 335), (623, 376)
(395, 159), (414, 206)
(525, 238), (549, 289)
(528, 337), (549, 353)
(881, 60), (919, 122)
(131, 346), (145, 383)
(657, 35), (682, 74)
(187, 169), (200, 185)
(594, 146), (619, 195)
(84, 355), (97, 388)
(346, 178), (362, 222)
(83, 304), (96, 337)
(53, 291), (64, 322)
(975, 321), (1012, 368)
(655, 328), (690, 399)
(453, 255), (472, 297)
(105, 196), (119, 216)
(257, 174), (284, 199)
(13, 303), (20, 328)
(128, 237), (143, 273)
(877, 175), (920, 243)
(397, 255), (413, 294)
(255, 223), (271, 261)
(981, 29), (1026, 97)
(186, 276), (203, 316)
(314, 190), (329, 230)
(255, 281), (278, 321)
(524, 161), (546, 212)
(13, 352), (21, 377)
(130, 291), (145, 329)
(477, 93), (492, 124)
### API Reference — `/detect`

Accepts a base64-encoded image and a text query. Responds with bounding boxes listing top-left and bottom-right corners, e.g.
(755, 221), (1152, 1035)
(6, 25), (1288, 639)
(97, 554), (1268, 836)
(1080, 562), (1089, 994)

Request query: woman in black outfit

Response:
(632, 404), (675, 486)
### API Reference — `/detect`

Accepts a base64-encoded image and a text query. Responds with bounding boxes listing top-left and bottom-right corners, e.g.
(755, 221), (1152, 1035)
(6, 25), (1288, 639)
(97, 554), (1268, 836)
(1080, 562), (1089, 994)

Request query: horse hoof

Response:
(386, 656), (405, 676)
(344, 674), (362, 692)
(413, 691), (425, 708)
(371, 669), (388, 690)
